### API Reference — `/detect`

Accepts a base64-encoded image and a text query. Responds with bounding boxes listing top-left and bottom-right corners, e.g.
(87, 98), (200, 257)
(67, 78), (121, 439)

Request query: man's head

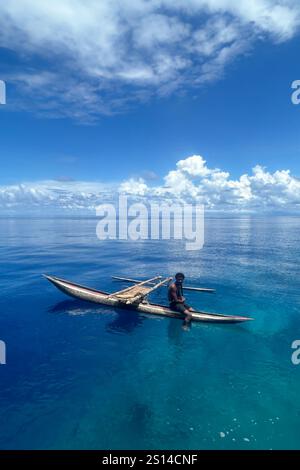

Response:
(175, 272), (185, 283)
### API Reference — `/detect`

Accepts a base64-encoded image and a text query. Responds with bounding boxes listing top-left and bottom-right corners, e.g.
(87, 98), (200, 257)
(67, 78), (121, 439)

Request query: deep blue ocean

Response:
(0, 216), (299, 450)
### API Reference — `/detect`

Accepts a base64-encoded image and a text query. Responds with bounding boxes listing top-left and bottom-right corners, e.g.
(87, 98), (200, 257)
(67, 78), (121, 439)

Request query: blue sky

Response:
(0, 0), (300, 213)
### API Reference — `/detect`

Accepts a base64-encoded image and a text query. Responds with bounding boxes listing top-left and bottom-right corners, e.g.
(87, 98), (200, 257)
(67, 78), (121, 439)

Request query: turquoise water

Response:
(0, 216), (299, 449)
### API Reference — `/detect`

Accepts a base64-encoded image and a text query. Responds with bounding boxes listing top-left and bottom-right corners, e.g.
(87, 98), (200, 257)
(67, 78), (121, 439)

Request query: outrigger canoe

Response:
(44, 274), (253, 324)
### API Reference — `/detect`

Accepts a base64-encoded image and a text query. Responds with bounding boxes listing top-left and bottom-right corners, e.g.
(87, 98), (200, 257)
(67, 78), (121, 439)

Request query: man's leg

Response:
(182, 308), (192, 329)
(170, 302), (193, 329)
(182, 304), (195, 329)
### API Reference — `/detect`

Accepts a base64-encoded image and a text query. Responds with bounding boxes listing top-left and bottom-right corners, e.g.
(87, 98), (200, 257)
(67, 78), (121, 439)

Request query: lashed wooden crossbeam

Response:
(121, 277), (173, 305)
(114, 285), (151, 300)
(109, 276), (172, 305)
(110, 276), (161, 302)
(109, 276), (161, 299)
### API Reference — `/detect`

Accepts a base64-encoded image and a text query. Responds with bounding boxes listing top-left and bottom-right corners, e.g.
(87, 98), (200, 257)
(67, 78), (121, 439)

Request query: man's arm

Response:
(169, 284), (183, 302)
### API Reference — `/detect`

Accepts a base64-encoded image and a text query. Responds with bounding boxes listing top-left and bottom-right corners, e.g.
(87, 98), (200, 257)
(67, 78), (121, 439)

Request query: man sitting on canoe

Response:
(168, 273), (194, 328)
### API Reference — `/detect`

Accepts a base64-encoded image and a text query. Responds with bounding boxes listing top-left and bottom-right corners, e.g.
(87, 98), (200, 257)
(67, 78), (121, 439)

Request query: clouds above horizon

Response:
(1, 0), (300, 119)
(119, 155), (300, 211)
(1, 155), (299, 213)
(0, 180), (116, 213)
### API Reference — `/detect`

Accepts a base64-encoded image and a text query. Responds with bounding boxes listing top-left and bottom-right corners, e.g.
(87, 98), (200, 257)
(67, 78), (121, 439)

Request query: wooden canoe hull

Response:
(44, 275), (253, 324)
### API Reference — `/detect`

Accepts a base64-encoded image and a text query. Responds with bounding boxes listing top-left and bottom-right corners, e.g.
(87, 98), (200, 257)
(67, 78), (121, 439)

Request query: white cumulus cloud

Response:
(119, 155), (300, 211)
(0, 155), (299, 213)
(1, 0), (300, 119)
(0, 180), (116, 214)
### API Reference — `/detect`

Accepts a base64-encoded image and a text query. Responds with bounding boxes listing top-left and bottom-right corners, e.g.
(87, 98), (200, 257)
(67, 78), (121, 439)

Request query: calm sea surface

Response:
(0, 217), (299, 449)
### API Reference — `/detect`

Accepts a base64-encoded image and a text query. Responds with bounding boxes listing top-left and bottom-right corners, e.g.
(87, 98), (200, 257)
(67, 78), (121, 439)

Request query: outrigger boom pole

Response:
(112, 276), (215, 293)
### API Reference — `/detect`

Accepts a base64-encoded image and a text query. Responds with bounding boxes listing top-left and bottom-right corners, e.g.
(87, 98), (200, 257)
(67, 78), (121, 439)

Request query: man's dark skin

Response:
(168, 273), (195, 329)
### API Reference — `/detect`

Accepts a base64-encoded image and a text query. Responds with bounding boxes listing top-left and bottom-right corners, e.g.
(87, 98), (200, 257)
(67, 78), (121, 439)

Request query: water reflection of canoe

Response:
(44, 275), (253, 324)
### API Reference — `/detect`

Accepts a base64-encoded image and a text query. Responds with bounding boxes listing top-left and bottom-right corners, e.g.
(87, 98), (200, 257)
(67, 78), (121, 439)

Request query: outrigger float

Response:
(44, 274), (253, 324)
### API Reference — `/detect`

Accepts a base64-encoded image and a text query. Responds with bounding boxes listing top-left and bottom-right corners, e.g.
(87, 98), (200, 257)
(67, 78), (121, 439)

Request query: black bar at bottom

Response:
(0, 450), (299, 466)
